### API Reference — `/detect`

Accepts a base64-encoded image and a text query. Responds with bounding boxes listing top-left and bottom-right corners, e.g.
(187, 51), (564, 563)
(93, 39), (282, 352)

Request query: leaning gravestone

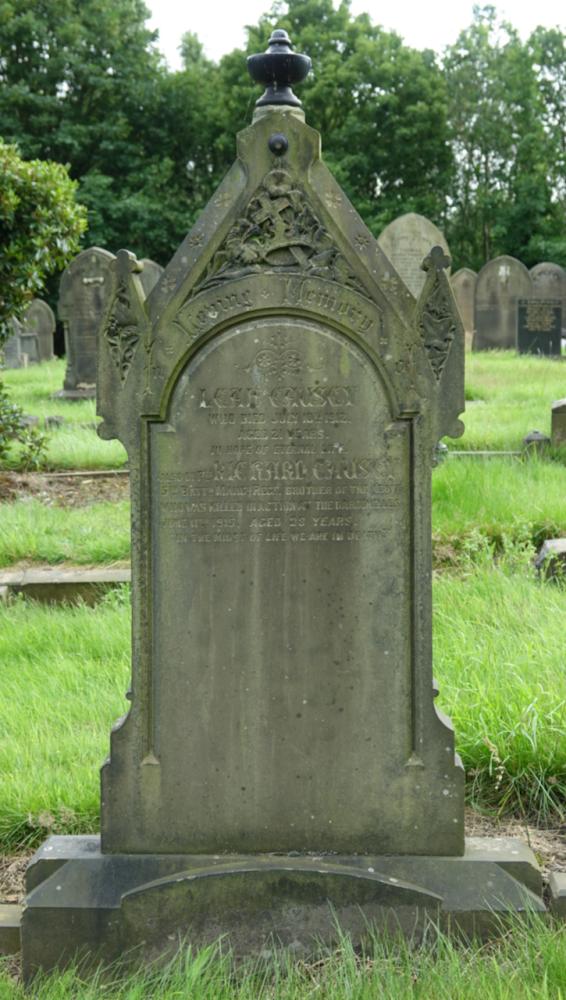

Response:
(56, 247), (116, 399)
(21, 298), (56, 362)
(473, 255), (532, 350)
(377, 213), (450, 299)
(450, 269), (476, 349)
(530, 262), (566, 337)
(21, 30), (546, 979)
(517, 298), (562, 356)
(139, 258), (163, 296)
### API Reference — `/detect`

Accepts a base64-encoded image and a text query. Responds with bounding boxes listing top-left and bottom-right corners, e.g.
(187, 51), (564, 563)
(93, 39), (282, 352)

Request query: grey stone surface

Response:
(534, 538), (566, 580)
(57, 247), (116, 397)
(0, 567), (130, 606)
(2, 319), (22, 369)
(22, 298), (56, 362)
(0, 905), (21, 956)
(551, 398), (566, 447)
(377, 213), (450, 299)
(548, 872), (566, 918)
(139, 258), (163, 296)
(450, 269), (476, 348)
(21, 835), (545, 977)
(517, 298), (562, 356)
(530, 262), (566, 334)
(2, 316), (40, 369)
(473, 256), (532, 350)
(523, 430), (550, 451)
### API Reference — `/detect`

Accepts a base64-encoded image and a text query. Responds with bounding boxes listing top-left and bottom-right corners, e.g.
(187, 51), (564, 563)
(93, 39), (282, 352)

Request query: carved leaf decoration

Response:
(103, 253), (148, 385)
(417, 250), (457, 380)
(190, 169), (368, 299)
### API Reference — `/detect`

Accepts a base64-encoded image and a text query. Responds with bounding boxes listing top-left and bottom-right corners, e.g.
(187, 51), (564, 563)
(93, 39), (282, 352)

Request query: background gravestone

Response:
(56, 247), (116, 398)
(551, 399), (566, 447)
(473, 255), (532, 350)
(2, 318), (25, 369)
(21, 29), (545, 979)
(139, 258), (163, 296)
(21, 299), (55, 362)
(517, 299), (562, 356)
(530, 262), (566, 337)
(377, 213), (450, 299)
(450, 268), (476, 350)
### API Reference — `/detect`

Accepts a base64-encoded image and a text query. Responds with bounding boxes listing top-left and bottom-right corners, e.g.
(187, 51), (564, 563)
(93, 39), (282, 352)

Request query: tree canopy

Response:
(0, 0), (564, 271)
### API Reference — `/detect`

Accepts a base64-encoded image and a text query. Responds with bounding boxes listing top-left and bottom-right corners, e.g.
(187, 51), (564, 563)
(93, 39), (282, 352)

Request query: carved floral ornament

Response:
(190, 169), (368, 300)
(417, 247), (457, 381)
(103, 253), (147, 385)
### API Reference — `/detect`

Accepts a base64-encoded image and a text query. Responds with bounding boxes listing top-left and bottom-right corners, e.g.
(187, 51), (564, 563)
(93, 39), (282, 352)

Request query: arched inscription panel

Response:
(149, 317), (412, 852)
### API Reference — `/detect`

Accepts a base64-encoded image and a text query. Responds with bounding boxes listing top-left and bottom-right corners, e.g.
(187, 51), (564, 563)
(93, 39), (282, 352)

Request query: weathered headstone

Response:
(517, 298), (562, 356)
(2, 319), (26, 369)
(56, 247), (116, 399)
(22, 298), (56, 362)
(139, 258), (163, 296)
(473, 255), (531, 350)
(377, 213), (450, 299)
(551, 399), (566, 446)
(450, 268), (476, 349)
(530, 262), (566, 335)
(21, 30), (546, 979)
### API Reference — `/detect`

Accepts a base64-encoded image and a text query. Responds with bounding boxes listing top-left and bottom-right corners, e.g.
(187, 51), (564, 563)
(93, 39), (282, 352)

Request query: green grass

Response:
(0, 570), (564, 853)
(0, 501), (130, 567)
(455, 351), (566, 451)
(1, 920), (565, 999)
(1, 360), (127, 470)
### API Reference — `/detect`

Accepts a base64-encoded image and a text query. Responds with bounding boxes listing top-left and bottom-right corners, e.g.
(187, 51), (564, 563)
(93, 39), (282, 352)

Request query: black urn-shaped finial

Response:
(247, 29), (312, 108)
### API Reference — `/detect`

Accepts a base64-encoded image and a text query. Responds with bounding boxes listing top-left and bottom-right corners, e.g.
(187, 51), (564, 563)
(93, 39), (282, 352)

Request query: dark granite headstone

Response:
(57, 247), (116, 398)
(517, 298), (561, 356)
(473, 256), (532, 350)
(21, 29), (546, 979)
(530, 262), (566, 335)
(450, 268), (476, 350)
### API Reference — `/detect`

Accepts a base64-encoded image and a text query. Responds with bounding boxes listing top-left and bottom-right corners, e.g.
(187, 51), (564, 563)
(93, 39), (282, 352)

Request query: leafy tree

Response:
(0, 140), (86, 339)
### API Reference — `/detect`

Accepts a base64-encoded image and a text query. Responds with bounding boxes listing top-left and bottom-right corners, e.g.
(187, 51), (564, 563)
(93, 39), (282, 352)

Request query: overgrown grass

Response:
(1, 360), (127, 469)
(0, 570), (564, 853)
(0, 501), (130, 567)
(1, 919), (565, 999)
(455, 351), (566, 451)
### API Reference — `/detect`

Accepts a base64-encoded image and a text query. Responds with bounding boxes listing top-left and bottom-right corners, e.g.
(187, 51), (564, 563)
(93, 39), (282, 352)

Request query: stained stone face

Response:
(473, 256), (532, 350)
(22, 299), (55, 362)
(58, 247), (116, 394)
(530, 263), (566, 336)
(517, 299), (562, 356)
(377, 213), (450, 300)
(450, 269), (476, 348)
(551, 399), (566, 447)
(139, 259), (163, 296)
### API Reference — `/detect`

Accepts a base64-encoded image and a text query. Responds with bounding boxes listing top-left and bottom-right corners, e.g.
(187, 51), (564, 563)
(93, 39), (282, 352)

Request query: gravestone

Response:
(377, 213), (450, 299)
(530, 262), (566, 335)
(139, 258), (163, 296)
(473, 255), (531, 350)
(2, 319), (26, 369)
(551, 399), (566, 446)
(21, 30), (545, 979)
(450, 269), (476, 349)
(517, 299), (562, 356)
(22, 299), (56, 362)
(56, 247), (116, 399)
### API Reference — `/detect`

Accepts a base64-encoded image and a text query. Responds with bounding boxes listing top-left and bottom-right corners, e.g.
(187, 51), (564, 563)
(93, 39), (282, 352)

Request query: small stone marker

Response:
(2, 318), (26, 369)
(473, 255), (532, 350)
(450, 269), (476, 349)
(535, 539), (566, 581)
(551, 399), (566, 447)
(377, 213), (450, 299)
(517, 298), (562, 356)
(56, 247), (116, 399)
(22, 299), (56, 362)
(21, 29), (548, 980)
(549, 872), (566, 918)
(139, 258), (163, 296)
(530, 262), (566, 335)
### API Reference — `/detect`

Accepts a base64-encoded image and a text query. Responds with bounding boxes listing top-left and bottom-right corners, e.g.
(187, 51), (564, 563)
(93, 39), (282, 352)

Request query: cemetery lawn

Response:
(0, 569), (564, 854)
(1, 919), (565, 999)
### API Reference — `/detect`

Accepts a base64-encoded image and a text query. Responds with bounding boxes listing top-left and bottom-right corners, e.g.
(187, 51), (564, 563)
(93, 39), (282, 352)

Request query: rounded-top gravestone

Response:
(473, 255), (531, 351)
(22, 299), (56, 362)
(377, 213), (450, 300)
(450, 269), (477, 349)
(139, 258), (164, 297)
(530, 262), (566, 336)
(57, 247), (116, 398)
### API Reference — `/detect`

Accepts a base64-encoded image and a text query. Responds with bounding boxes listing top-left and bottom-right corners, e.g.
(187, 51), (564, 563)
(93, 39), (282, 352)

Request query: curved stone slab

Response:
(473, 256), (531, 350)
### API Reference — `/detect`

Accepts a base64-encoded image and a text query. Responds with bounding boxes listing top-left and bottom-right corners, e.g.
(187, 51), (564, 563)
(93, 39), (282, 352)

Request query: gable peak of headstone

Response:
(248, 29), (312, 109)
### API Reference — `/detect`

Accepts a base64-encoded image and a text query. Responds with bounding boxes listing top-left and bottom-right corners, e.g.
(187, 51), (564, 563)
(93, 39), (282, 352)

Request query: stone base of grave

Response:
(52, 386), (96, 401)
(21, 834), (547, 980)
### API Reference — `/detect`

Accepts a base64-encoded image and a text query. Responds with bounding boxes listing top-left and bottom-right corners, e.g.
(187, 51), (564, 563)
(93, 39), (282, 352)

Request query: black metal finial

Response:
(247, 29), (312, 108)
